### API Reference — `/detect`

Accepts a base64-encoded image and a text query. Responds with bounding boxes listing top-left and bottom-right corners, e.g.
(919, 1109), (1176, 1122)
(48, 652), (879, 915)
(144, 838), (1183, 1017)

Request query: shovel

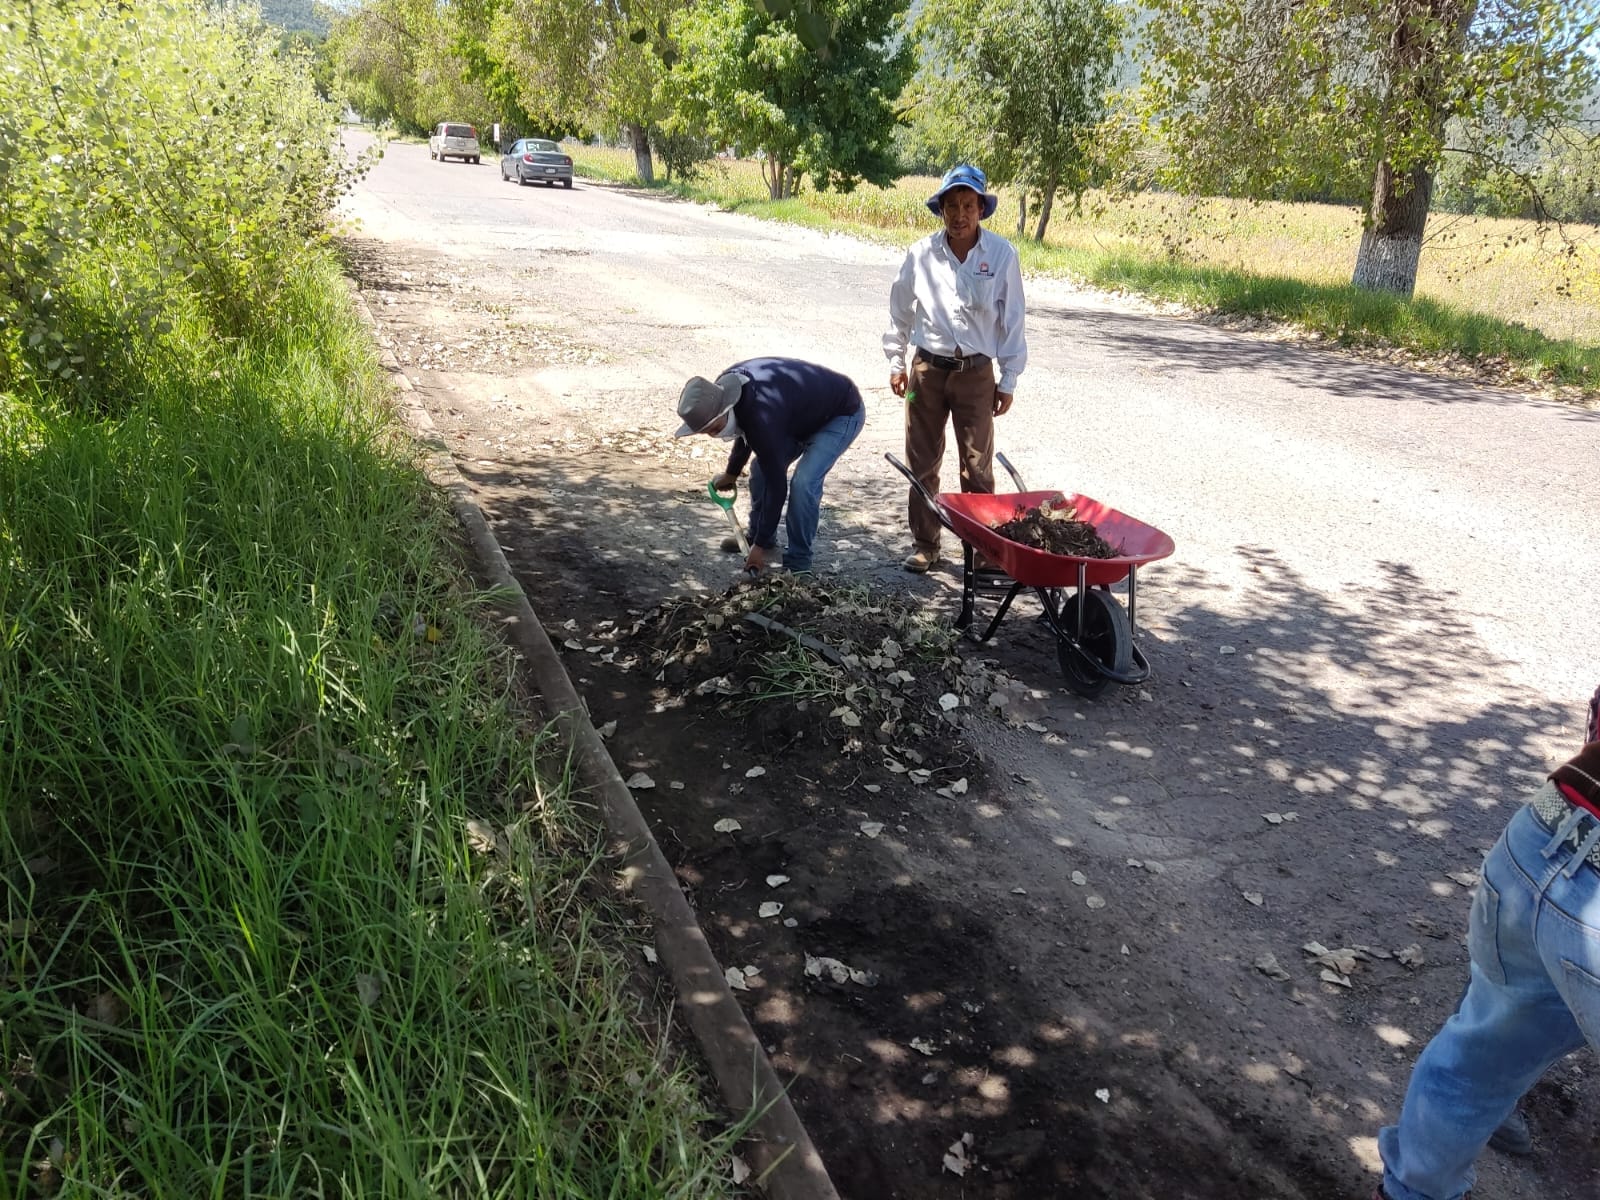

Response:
(707, 477), (750, 555)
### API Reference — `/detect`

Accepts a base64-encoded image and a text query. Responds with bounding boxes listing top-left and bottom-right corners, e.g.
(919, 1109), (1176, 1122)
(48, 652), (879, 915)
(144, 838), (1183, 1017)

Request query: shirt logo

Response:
(977, 261), (993, 277)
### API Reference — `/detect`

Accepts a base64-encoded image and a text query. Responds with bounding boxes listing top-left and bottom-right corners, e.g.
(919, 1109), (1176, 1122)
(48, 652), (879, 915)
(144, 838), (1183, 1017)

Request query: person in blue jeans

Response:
(673, 357), (865, 575)
(1375, 685), (1600, 1200)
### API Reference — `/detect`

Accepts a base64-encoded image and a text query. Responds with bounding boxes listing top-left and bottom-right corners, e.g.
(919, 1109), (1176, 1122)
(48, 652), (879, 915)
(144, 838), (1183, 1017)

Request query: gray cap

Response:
(674, 371), (747, 437)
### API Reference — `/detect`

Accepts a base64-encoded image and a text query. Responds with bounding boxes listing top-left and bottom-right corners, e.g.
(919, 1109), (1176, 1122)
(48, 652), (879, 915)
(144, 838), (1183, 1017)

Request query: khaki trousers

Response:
(905, 355), (995, 555)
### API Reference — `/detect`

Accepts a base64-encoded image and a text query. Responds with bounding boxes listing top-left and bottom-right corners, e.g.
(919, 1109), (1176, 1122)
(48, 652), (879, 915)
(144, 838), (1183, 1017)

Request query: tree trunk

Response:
(1032, 169), (1060, 242)
(1352, 158), (1433, 296)
(625, 121), (654, 185)
(1015, 191), (1028, 238)
(1349, 0), (1475, 296)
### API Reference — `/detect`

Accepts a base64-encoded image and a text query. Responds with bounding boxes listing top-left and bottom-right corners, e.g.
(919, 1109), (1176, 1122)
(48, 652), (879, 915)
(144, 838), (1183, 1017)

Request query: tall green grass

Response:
(569, 144), (1600, 397)
(0, 259), (735, 1197)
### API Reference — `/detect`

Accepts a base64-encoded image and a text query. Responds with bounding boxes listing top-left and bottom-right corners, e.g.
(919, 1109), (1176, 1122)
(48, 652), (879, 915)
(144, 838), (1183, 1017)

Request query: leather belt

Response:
(1529, 786), (1600, 872)
(915, 348), (990, 372)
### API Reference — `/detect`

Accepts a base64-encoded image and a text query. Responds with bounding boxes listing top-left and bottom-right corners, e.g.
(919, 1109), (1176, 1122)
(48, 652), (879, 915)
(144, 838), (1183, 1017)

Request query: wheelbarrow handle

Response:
(884, 452), (959, 536)
(996, 452), (1026, 492)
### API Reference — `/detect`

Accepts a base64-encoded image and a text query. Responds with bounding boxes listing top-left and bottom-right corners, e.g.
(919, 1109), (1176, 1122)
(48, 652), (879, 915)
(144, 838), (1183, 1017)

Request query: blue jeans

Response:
(746, 405), (864, 573)
(1379, 789), (1600, 1200)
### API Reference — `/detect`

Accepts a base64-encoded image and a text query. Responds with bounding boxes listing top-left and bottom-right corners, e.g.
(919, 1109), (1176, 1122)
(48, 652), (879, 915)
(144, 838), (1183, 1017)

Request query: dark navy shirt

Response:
(722, 358), (863, 547)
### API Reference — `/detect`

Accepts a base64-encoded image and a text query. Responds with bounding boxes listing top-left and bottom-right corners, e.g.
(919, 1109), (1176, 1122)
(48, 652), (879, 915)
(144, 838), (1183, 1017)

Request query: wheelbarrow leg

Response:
(961, 544), (1025, 642)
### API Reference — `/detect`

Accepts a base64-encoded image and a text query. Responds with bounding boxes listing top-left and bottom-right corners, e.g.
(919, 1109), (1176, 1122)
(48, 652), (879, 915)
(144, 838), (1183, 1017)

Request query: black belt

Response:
(915, 348), (990, 373)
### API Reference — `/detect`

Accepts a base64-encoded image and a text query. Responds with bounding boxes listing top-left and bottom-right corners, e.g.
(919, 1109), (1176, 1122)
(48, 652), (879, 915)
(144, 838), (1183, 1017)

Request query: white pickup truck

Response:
(429, 122), (480, 164)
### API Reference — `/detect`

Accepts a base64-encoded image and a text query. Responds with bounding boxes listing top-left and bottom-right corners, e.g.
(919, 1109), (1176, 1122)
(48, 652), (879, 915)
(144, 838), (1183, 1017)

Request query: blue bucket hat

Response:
(926, 164), (998, 220)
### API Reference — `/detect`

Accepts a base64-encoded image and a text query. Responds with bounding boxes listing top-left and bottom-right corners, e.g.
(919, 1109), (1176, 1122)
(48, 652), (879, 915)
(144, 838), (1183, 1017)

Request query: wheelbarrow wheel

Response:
(1056, 588), (1133, 698)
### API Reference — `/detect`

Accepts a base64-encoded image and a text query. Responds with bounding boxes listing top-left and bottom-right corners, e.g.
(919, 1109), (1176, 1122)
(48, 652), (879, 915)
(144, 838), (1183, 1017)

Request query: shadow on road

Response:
(1030, 303), (1600, 419)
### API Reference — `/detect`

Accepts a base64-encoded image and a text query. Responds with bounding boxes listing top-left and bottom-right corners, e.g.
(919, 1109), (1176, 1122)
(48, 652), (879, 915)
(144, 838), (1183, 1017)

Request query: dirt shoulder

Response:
(339, 194), (1596, 1198)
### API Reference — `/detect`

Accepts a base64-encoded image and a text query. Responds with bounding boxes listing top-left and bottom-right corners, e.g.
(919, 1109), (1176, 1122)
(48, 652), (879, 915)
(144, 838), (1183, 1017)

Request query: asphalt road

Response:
(339, 129), (1598, 1197)
(344, 131), (1594, 712)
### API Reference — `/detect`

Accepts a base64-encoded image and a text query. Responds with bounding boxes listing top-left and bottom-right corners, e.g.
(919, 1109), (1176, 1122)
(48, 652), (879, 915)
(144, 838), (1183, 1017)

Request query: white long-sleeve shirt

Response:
(883, 227), (1028, 393)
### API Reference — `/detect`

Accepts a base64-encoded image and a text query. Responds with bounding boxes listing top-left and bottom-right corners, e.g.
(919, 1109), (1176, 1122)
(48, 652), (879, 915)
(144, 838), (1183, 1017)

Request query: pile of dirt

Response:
(615, 575), (1056, 772)
(992, 501), (1121, 559)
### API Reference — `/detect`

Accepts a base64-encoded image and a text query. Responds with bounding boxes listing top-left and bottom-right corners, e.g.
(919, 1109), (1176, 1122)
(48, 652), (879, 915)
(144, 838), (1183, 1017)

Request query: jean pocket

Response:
(1469, 876), (1507, 986)
(1560, 956), (1600, 1050)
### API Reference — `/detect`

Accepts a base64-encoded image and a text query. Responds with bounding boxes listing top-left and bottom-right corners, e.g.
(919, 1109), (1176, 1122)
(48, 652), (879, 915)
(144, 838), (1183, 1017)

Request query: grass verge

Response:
(569, 145), (1600, 400)
(0, 255), (736, 1197)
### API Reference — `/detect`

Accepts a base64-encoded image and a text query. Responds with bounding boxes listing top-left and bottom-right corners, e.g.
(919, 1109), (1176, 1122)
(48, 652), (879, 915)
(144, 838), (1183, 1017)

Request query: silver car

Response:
(430, 122), (480, 164)
(500, 138), (573, 188)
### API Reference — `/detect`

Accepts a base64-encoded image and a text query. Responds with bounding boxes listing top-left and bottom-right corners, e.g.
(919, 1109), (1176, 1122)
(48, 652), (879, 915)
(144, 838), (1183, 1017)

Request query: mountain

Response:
(257, 0), (328, 36)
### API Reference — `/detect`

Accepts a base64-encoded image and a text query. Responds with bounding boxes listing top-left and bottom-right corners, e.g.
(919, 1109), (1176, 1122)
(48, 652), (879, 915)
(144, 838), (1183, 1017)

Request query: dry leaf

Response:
(713, 818), (742, 833)
(642, 945), (658, 965)
(766, 874), (790, 888)
(1086, 896), (1106, 910)
(950, 778), (968, 795)
(597, 720), (618, 739)
(725, 967), (749, 991)
(1095, 1087), (1111, 1103)
(745, 766), (766, 779)
(1263, 812), (1285, 825)
(465, 819), (498, 855)
(88, 990), (126, 1025)
(759, 902), (783, 918)
(939, 693), (960, 711)
(1243, 891), (1265, 907)
(1447, 870), (1480, 888)
(625, 772), (656, 790)
(910, 1037), (937, 1056)
(1071, 871), (1088, 886)
(1320, 968), (1353, 988)
(732, 1155), (751, 1185)
(942, 1132), (974, 1177)
(1397, 944), (1425, 967)
(1305, 944), (1360, 976)
(356, 973), (382, 1008)
(1255, 953), (1291, 981)
(860, 821), (884, 839)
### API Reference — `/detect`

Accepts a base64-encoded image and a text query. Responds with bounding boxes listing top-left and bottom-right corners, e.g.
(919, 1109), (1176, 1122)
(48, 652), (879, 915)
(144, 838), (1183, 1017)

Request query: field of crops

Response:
(569, 145), (1600, 350)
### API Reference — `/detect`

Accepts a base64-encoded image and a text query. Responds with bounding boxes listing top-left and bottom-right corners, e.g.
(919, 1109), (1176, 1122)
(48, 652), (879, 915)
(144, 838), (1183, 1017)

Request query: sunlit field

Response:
(570, 145), (1600, 352)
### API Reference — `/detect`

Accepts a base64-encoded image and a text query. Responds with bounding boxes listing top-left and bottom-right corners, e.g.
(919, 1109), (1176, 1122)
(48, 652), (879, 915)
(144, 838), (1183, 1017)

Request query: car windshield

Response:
(444, 124), (474, 139)
(529, 140), (559, 153)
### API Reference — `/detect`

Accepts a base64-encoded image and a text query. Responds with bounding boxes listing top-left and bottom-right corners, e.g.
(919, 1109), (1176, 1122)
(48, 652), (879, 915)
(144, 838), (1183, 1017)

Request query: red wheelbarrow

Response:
(887, 452), (1175, 698)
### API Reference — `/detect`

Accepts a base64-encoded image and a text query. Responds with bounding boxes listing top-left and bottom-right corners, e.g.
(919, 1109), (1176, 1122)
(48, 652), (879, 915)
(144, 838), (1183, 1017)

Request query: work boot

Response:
(1488, 1106), (1534, 1156)
(720, 535), (742, 554)
(902, 549), (941, 574)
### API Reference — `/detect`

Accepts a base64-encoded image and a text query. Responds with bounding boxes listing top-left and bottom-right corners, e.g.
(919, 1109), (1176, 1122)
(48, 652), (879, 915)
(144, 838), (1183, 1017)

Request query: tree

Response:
(491, 0), (685, 181)
(906, 0), (1124, 241)
(325, 0), (495, 134)
(1130, 0), (1600, 295)
(661, 0), (912, 199)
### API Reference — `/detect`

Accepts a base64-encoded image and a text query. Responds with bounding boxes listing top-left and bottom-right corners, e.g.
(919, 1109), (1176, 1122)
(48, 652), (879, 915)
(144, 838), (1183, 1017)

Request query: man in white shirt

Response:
(883, 163), (1028, 573)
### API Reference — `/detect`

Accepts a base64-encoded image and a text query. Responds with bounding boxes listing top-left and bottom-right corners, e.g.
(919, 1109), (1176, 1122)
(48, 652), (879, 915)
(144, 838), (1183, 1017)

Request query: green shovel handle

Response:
(707, 477), (736, 511)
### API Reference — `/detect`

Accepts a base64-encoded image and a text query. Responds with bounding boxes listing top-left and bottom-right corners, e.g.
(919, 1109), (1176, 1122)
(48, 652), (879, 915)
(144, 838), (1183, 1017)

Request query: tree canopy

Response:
(660, 0), (912, 198)
(907, 0), (1124, 240)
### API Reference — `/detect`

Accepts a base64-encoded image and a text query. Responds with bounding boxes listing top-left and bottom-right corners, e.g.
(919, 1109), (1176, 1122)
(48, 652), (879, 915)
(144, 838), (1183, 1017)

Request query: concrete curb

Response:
(348, 288), (840, 1200)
